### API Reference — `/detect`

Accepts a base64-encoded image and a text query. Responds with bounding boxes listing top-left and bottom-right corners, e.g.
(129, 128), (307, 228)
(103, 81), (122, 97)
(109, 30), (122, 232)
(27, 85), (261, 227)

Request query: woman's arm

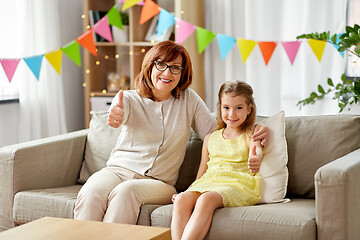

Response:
(248, 140), (263, 173)
(194, 134), (211, 180)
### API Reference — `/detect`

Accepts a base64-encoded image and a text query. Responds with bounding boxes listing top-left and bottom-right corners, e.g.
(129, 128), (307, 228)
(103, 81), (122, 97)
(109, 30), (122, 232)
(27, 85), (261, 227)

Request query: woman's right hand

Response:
(108, 90), (124, 128)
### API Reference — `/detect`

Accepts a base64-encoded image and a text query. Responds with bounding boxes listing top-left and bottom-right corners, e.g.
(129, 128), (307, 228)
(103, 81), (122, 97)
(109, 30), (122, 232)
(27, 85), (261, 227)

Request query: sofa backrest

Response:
(175, 114), (360, 198)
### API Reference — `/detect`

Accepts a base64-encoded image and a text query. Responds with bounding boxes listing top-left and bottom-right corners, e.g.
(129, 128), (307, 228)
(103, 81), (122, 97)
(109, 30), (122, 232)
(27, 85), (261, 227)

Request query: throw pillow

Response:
(256, 111), (289, 204)
(77, 111), (122, 184)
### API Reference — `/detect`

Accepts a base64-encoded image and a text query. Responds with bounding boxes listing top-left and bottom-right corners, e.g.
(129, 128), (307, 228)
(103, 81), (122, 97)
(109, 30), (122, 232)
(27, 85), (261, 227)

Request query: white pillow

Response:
(77, 111), (121, 184)
(256, 111), (289, 204)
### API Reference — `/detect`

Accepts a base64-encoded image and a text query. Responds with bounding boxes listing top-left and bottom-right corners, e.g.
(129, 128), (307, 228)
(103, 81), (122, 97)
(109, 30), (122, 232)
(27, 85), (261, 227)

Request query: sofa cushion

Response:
(13, 185), (81, 225)
(78, 111), (122, 183)
(151, 199), (316, 240)
(285, 114), (360, 198)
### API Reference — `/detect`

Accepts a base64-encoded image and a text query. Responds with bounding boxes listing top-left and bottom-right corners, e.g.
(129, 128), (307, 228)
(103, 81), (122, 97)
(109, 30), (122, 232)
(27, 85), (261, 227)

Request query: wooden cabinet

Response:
(82, 0), (204, 127)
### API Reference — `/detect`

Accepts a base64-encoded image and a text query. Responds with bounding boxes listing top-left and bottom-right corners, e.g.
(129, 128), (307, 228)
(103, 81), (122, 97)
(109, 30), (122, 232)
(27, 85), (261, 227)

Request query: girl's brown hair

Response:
(134, 41), (193, 100)
(216, 81), (256, 138)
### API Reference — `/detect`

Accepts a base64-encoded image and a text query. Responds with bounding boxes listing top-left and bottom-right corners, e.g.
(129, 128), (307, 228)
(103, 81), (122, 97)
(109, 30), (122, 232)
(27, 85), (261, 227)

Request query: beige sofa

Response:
(1, 112), (359, 240)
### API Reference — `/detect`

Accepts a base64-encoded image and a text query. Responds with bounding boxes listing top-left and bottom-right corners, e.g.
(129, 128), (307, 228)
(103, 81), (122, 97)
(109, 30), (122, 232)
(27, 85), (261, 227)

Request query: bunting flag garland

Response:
(237, 39), (257, 64)
(44, 50), (63, 74)
(175, 19), (196, 44)
(140, 0), (160, 24)
(196, 27), (216, 54)
(156, 9), (175, 35)
(217, 34), (237, 61)
(61, 40), (82, 67)
(0, 59), (21, 83)
(282, 41), (301, 64)
(76, 29), (97, 56)
(258, 41), (277, 65)
(93, 15), (113, 42)
(107, 6), (124, 30)
(24, 55), (44, 80)
(0, 1), (348, 86)
(307, 39), (326, 62)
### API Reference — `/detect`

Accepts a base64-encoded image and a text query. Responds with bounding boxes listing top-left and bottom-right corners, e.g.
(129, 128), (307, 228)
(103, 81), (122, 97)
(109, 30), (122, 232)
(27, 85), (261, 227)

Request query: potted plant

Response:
(112, 11), (129, 42)
(296, 24), (360, 112)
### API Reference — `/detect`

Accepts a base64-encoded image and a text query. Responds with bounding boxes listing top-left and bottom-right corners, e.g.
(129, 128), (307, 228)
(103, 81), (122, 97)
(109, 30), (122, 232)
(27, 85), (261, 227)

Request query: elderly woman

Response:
(74, 41), (268, 224)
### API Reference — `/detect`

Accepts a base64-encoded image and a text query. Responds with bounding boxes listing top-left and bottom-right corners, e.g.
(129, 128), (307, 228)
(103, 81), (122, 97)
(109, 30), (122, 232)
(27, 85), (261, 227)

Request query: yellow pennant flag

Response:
(122, 0), (142, 11)
(237, 38), (257, 64)
(45, 49), (63, 74)
(307, 39), (326, 62)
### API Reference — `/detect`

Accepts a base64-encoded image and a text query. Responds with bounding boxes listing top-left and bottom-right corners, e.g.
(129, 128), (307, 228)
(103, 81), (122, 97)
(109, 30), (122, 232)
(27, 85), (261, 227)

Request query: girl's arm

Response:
(248, 140), (263, 173)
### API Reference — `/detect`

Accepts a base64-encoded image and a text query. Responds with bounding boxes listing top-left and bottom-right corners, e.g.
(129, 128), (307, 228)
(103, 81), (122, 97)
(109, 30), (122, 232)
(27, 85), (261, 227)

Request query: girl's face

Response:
(221, 93), (251, 130)
(151, 56), (182, 101)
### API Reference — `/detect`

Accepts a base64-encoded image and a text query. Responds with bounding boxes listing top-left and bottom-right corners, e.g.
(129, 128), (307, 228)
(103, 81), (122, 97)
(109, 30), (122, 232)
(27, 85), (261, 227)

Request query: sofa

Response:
(1, 111), (359, 240)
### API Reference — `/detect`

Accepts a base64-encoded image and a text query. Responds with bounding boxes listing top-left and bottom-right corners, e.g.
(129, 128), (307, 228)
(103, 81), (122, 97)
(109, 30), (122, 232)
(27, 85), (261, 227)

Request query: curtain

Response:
(204, 0), (348, 116)
(0, 0), (67, 143)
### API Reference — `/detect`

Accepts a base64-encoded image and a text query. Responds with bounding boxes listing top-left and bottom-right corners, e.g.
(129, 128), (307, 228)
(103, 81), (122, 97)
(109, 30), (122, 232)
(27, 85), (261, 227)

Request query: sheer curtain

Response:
(0, 0), (67, 143)
(204, 0), (348, 116)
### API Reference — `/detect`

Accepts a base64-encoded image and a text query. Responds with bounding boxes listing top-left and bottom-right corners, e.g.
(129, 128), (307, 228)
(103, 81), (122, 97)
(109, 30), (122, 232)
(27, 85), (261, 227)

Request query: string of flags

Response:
(0, 0), (345, 84)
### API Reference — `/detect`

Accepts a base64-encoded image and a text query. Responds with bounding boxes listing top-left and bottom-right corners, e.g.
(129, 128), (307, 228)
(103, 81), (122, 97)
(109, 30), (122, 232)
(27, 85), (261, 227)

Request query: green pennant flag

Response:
(196, 27), (216, 54)
(61, 40), (82, 67)
(107, 6), (123, 30)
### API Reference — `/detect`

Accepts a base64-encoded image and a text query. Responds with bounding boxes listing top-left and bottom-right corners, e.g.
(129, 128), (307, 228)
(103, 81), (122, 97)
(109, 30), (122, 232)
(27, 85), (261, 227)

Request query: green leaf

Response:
(318, 85), (325, 94)
(310, 92), (318, 98)
(327, 78), (334, 86)
(341, 74), (346, 83)
(354, 81), (360, 95)
(331, 34), (337, 44)
(355, 45), (360, 55)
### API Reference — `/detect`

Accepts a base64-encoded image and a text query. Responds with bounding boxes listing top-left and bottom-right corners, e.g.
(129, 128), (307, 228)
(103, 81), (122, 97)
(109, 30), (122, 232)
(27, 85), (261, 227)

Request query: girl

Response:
(171, 80), (263, 240)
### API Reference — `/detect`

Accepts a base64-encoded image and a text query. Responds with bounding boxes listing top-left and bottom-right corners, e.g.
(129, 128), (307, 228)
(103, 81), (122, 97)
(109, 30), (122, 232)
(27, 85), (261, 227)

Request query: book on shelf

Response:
(89, 10), (112, 42)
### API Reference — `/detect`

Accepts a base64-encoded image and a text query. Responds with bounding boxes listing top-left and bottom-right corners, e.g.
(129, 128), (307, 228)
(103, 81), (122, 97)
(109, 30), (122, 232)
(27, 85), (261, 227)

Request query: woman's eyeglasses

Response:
(153, 61), (183, 75)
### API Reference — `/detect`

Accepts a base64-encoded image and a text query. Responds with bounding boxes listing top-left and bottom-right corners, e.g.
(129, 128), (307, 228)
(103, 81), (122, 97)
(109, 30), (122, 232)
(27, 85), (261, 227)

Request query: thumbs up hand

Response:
(108, 90), (124, 128)
(248, 143), (262, 174)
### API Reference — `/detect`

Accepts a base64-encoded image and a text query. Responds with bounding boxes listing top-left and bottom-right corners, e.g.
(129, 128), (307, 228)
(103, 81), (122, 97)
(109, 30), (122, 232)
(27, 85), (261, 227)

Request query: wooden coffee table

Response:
(0, 217), (171, 240)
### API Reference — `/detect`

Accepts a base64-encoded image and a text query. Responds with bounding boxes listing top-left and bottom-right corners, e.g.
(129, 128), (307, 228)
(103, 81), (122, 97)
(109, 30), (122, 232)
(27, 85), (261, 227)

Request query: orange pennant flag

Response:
(258, 41), (277, 65)
(44, 49), (63, 74)
(307, 39), (326, 62)
(76, 29), (97, 56)
(140, 0), (160, 24)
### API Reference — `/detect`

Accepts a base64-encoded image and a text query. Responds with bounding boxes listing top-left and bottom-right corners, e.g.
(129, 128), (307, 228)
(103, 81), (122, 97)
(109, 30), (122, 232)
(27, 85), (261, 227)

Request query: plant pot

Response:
(112, 25), (129, 43)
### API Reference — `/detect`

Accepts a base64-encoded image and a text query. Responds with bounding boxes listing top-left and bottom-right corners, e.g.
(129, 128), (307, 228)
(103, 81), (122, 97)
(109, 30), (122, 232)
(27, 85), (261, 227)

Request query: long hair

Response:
(216, 81), (256, 139)
(134, 41), (193, 100)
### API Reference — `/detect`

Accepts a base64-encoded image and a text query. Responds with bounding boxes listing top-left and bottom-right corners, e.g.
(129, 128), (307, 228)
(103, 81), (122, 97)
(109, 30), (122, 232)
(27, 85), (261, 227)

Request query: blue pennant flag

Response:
(330, 33), (345, 57)
(24, 55), (44, 80)
(217, 34), (237, 60)
(156, 9), (175, 35)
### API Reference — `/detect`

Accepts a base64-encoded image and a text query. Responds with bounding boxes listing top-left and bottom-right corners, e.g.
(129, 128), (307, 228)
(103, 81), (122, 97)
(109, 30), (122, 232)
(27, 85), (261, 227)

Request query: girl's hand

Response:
(252, 124), (269, 148)
(171, 194), (178, 202)
(108, 90), (124, 128)
(248, 145), (262, 173)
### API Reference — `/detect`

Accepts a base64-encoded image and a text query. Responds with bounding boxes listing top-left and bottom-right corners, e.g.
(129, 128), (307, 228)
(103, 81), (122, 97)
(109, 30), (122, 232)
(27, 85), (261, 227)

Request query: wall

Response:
(0, 0), (84, 147)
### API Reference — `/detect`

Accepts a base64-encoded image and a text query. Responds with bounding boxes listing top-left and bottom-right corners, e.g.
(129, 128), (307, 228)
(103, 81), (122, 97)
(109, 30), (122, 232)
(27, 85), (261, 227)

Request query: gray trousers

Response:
(74, 166), (176, 224)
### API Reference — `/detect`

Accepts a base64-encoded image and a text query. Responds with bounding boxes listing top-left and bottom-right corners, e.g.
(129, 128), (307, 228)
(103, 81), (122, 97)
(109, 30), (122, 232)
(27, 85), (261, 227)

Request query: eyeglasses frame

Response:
(153, 61), (183, 75)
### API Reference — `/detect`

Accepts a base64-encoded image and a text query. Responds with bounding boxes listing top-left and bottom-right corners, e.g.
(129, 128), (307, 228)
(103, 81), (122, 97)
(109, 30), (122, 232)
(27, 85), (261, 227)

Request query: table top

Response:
(0, 217), (171, 240)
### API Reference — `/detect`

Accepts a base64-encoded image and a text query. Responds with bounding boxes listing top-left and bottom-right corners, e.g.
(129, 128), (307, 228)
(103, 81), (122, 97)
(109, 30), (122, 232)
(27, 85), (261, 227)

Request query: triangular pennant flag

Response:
(140, 0), (160, 24)
(44, 49), (63, 74)
(61, 40), (82, 67)
(237, 38), (257, 64)
(217, 34), (236, 61)
(93, 15), (113, 42)
(330, 34), (345, 57)
(258, 41), (277, 65)
(107, 6), (123, 30)
(122, 0), (142, 11)
(0, 59), (20, 83)
(175, 19), (195, 44)
(307, 39), (326, 62)
(24, 55), (43, 80)
(282, 41), (301, 64)
(76, 29), (97, 56)
(196, 27), (216, 54)
(156, 9), (175, 35)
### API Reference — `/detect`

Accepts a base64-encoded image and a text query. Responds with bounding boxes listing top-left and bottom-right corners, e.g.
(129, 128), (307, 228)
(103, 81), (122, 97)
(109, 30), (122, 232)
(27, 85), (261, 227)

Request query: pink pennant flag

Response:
(282, 41), (301, 64)
(93, 15), (113, 42)
(176, 19), (196, 44)
(0, 59), (21, 83)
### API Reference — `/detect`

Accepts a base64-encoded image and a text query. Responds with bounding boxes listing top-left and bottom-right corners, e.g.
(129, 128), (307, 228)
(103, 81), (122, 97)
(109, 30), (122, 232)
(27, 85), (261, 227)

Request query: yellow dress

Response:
(187, 129), (261, 207)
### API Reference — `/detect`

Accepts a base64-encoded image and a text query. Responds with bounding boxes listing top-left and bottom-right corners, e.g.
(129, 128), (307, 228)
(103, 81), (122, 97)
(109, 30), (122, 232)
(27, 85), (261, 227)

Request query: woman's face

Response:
(151, 56), (182, 101)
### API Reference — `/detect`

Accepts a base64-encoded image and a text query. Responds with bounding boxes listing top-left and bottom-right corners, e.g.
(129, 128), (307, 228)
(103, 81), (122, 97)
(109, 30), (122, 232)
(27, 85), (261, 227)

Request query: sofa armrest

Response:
(0, 129), (88, 231)
(315, 147), (360, 240)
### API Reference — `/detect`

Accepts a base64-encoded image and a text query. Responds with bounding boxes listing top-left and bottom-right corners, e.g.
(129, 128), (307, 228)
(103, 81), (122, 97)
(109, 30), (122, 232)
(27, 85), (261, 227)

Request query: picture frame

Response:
(145, 14), (174, 42)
